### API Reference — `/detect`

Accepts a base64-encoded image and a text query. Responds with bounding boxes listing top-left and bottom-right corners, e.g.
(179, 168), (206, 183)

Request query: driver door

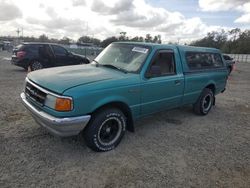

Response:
(140, 49), (184, 115)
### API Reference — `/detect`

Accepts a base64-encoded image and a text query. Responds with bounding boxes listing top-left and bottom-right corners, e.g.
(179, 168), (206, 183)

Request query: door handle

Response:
(174, 80), (181, 85)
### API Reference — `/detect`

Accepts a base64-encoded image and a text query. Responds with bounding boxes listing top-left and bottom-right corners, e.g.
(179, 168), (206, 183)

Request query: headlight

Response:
(44, 94), (73, 111)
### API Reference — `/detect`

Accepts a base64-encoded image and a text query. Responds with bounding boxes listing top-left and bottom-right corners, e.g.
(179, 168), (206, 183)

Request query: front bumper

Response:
(20, 92), (91, 137)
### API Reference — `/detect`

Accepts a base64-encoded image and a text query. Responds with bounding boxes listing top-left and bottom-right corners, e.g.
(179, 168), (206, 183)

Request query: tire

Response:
(83, 108), (126, 152)
(30, 61), (43, 71)
(193, 88), (214, 115)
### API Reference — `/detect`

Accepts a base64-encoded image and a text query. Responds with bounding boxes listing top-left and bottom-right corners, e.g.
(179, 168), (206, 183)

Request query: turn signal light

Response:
(55, 98), (72, 111)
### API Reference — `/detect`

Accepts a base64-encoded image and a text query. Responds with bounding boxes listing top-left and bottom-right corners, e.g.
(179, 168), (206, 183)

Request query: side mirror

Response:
(145, 65), (161, 78)
(67, 51), (73, 56)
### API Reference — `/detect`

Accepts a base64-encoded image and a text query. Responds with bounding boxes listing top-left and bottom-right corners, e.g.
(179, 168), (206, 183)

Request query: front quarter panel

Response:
(63, 75), (141, 118)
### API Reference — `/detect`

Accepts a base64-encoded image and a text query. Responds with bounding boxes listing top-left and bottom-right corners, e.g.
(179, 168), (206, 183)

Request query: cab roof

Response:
(21, 42), (62, 46)
(114, 41), (221, 53)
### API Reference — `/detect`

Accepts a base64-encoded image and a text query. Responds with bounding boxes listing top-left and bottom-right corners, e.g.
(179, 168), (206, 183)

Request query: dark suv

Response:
(223, 54), (236, 74)
(11, 43), (90, 71)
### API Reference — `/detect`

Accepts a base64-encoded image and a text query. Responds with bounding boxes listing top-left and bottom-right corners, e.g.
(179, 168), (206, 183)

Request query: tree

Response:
(229, 28), (241, 41)
(190, 29), (250, 54)
(130, 36), (144, 42)
(101, 36), (118, 48)
(153, 35), (162, 44)
(145, 34), (153, 43)
(119, 32), (128, 41)
(59, 37), (71, 45)
(77, 36), (101, 46)
(236, 30), (250, 54)
(38, 34), (49, 42)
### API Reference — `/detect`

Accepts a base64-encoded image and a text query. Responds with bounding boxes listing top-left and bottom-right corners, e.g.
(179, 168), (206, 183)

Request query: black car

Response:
(11, 43), (90, 71)
(223, 54), (236, 74)
(0, 42), (3, 51)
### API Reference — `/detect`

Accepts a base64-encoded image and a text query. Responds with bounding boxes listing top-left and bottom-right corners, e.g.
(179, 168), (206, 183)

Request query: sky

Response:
(0, 0), (249, 43)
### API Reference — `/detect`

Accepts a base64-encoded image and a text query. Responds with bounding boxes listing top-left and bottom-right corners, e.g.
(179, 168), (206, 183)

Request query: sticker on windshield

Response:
(132, 47), (148, 54)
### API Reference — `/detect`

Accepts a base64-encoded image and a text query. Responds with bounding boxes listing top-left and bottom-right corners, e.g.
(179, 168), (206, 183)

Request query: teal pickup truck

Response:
(21, 42), (228, 152)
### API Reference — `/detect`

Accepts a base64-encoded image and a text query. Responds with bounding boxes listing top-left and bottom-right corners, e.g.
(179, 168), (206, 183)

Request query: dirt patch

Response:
(234, 104), (250, 114)
(164, 118), (183, 125)
(3, 112), (28, 122)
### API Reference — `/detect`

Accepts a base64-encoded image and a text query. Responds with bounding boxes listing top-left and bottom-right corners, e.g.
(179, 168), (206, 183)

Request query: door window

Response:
(52, 45), (67, 56)
(148, 51), (176, 77)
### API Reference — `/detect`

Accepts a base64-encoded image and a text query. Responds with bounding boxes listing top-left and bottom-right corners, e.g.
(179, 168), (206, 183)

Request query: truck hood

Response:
(27, 64), (126, 94)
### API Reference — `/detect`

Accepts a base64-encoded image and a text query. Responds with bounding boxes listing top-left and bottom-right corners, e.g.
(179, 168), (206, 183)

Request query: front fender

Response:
(89, 95), (130, 113)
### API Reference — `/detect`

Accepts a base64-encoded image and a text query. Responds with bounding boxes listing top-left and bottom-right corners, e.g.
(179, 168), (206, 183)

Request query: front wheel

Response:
(193, 88), (214, 115)
(83, 108), (126, 152)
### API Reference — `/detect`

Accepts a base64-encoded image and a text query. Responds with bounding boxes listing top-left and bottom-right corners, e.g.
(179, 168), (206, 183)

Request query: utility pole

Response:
(16, 28), (20, 38)
(16, 28), (21, 45)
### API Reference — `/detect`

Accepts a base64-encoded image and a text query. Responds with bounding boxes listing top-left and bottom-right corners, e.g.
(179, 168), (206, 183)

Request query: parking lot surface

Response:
(0, 51), (249, 187)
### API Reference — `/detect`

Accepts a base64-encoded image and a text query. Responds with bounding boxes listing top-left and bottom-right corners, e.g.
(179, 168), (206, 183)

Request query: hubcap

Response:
(98, 117), (122, 146)
(202, 94), (212, 112)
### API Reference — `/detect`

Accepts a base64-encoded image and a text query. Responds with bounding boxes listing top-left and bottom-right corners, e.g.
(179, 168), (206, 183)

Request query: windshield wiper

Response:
(102, 64), (127, 73)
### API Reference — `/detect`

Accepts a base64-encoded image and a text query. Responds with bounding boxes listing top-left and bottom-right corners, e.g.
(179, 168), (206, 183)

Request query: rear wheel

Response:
(83, 108), (126, 152)
(193, 88), (214, 115)
(30, 61), (43, 71)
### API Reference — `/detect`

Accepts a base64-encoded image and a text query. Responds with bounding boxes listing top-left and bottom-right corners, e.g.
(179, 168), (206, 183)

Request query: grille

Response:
(25, 81), (47, 105)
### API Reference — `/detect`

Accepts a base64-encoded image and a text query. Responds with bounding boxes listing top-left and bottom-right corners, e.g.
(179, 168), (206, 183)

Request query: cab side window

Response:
(186, 52), (223, 70)
(148, 51), (176, 76)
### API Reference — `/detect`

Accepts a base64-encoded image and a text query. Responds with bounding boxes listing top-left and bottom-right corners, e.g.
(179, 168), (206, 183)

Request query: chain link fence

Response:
(226, 54), (250, 63)
(65, 47), (103, 61)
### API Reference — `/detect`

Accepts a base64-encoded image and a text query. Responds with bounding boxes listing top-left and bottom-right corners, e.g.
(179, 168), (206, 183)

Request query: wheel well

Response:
(205, 84), (215, 94)
(91, 102), (134, 132)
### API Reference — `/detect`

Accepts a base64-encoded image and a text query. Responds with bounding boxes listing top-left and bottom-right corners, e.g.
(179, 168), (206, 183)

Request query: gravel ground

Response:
(0, 51), (249, 188)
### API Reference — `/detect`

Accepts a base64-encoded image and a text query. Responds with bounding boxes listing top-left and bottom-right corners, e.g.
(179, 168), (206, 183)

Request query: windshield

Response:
(15, 44), (25, 50)
(94, 43), (150, 73)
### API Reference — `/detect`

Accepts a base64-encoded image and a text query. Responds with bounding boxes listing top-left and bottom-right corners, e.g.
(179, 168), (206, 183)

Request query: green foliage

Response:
(118, 32), (129, 41)
(38, 34), (49, 42)
(77, 36), (101, 46)
(58, 37), (71, 45)
(100, 33), (162, 48)
(190, 29), (250, 54)
(1, 32), (162, 49)
(100, 36), (118, 48)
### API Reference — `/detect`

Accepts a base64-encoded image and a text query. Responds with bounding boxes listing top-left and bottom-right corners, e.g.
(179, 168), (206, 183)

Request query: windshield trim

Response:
(101, 64), (128, 73)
